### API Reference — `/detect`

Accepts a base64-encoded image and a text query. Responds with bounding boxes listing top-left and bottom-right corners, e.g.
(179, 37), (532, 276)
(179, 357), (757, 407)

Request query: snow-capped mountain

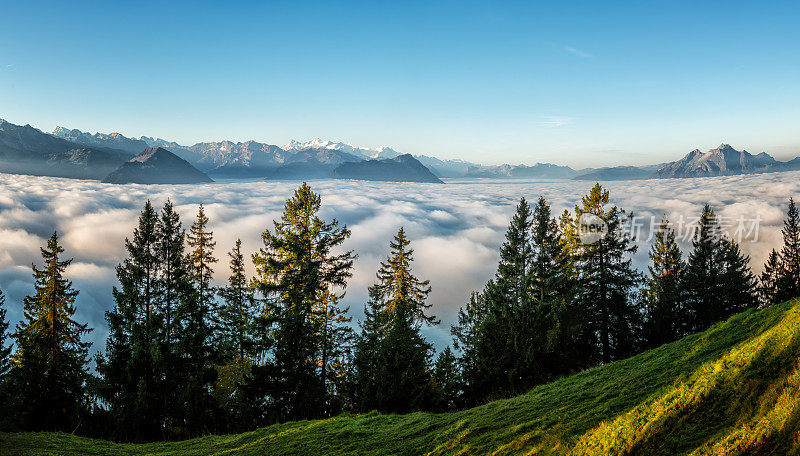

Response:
(53, 126), (149, 155)
(284, 139), (400, 160)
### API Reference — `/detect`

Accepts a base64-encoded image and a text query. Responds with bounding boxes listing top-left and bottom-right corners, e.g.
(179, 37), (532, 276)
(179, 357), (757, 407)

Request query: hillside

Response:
(0, 120), (132, 180)
(102, 148), (213, 184)
(3, 299), (799, 455)
(331, 154), (444, 183)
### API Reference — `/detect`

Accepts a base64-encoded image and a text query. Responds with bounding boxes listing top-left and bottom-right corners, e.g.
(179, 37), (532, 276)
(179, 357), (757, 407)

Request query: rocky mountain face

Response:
(466, 162), (578, 179)
(53, 126), (149, 155)
(269, 148), (362, 180)
(1, 120), (132, 179)
(653, 144), (781, 178)
(102, 147), (213, 184)
(331, 154), (444, 183)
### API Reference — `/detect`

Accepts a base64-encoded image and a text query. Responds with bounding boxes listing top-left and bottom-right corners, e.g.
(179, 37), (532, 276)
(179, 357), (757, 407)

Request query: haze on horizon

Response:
(1, 1), (798, 168)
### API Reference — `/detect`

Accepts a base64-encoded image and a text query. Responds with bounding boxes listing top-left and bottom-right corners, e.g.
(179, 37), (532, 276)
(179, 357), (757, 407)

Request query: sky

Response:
(1, 0), (799, 167)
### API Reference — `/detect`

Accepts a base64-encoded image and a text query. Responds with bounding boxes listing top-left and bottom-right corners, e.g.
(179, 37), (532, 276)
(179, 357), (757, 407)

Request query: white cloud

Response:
(564, 46), (592, 58)
(0, 171), (798, 353)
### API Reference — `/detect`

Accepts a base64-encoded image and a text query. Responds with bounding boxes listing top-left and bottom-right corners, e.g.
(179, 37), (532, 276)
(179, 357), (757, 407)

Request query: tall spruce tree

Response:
(352, 228), (437, 413)
(452, 197), (578, 404)
(252, 183), (355, 420)
(0, 288), (11, 429)
(218, 239), (259, 360)
(777, 197), (800, 301)
(641, 217), (684, 348)
(0, 288), (10, 380)
(152, 200), (196, 437)
(214, 239), (261, 431)
(349, 285), (386, 412)
(313, 290), (353, 416)
(457, 199), (534, 401)
(10, 232), (91, 431)
(182, 203), (219, 435)
(760, 249), (783, 307)
(561, 183), (640, 364)
(450, 290), (489, 406)
(432, 346), (460, 411)
(528, 196), (579, 379)
(98, 200), (164, 440)
(682, 205), (757, 334)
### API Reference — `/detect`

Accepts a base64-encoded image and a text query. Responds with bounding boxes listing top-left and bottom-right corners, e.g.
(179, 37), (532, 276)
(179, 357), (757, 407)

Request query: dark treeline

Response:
(0, 183), (798, 440)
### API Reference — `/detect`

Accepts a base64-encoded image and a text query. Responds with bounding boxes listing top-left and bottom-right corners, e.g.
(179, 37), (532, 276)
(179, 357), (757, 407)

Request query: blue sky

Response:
(1, 0), (798, 167)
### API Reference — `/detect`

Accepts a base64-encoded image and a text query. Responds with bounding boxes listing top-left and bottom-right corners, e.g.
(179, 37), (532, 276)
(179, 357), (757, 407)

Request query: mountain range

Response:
(3, 118), (799, 183)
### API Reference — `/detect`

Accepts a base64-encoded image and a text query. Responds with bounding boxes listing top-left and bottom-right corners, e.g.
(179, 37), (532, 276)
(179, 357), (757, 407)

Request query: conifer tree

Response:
(528, 196), (579, 378)
(432, 346), (460, 411)
(98, 200), (164, 440)
(641, 217), (684, 348)
(0, 288), (10, 380)
(155, 200), (191, 358)
(452, 197), (579, 404)
(182, 203), (219, 435)
(682, 205), (757, 334)
(449, 290), (491, 405)
(313, 290), (353, 415)
(153, 200), (195, 436)
(350, 286), (386, 412)
(760, 249), (783, 307)
(0, 288), (11, 429)
(777, 197), (800, 301)
(10, 232), (91, 431)
(214, 242), (261, 431)
(252, 183), (355, 420)
(218, 239), (259, 360)
(561, 183), (640, 364)
(464, 199), (535, 399)
(352, 228), (437, 413)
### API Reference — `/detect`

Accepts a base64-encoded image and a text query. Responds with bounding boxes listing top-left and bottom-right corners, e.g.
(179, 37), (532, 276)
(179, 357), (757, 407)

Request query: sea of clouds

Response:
(1, 171), (799, 352)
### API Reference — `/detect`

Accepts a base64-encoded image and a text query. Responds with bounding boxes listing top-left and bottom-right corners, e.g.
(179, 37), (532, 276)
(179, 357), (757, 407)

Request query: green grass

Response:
(4, 300), (800, 455)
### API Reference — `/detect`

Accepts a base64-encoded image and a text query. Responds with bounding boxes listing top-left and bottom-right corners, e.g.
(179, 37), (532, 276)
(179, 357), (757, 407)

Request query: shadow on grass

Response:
(615, 305), (800, 455)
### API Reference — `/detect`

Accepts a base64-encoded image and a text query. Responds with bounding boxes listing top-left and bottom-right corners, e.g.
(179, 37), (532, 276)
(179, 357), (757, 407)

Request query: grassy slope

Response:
(3, 300), (800, 456)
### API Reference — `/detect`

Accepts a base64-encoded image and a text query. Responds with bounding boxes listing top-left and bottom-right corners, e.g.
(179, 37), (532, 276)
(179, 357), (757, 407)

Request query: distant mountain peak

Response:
(102, 147), (212, 184)
(284, 138), (400, 159)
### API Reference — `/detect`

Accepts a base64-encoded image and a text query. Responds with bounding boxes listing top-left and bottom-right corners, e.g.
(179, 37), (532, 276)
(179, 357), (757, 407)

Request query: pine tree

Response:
(214, 239), (262, 432)
(218, 239), (259, 360)
(153, 200), (195, 436)
(561, 183), (641, 364)
(349, 286), (387, 412)
(352, 228), (437, 413)
(452, 197), (578, 404)
(0, 288), (10, 380)
(460, 199), (534, 400)
(313, 290), (353, 415)
(252, 183), (355, 420)
(10, 232), (91, 431)
(682, 205), (757, 334)
(182, 203), (219, 435)
(528, 196), (579, 379)
(432, 346), (460, 411)
(777, 197), (800, 301)
(760, 249), (782, 307)
(641, 217), (684, 348)
(98, 200), (165, 441)
(0, 288), (11, 430)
